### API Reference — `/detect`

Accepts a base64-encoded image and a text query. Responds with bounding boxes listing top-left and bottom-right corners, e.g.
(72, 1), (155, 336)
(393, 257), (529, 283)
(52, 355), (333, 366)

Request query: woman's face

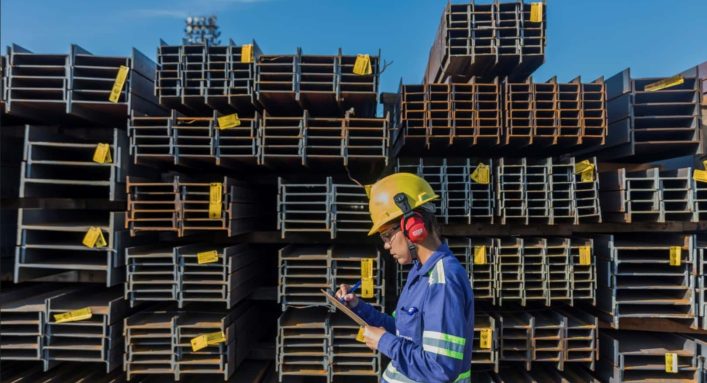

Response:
(379, 223), (412, 265)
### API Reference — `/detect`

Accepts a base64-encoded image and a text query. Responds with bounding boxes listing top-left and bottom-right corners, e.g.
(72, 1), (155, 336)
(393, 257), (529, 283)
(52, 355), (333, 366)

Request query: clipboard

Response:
(321, 289), (368, 327)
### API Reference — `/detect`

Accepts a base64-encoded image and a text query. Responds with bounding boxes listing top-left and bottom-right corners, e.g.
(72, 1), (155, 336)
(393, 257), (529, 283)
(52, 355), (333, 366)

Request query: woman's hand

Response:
(335, 283), (360, 308)
(363, 325), (386, 351)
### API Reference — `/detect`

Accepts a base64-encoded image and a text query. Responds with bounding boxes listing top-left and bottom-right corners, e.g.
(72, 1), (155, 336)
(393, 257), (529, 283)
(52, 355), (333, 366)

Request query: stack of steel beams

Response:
(0, 285), (79, 363)
(277, 178), (370, 239)
(44, 288), (126, 372)
(123, 304), (258, 381)
(278, 245), (383, 311)
(496, 157), (601, 224)
(5, 44), (161, 124)
(399, 82), (502, 151)
(425, 1), (546, 83)
(156, 41), (262, 115)
(395, 158), (495, 223)
(504, 77), (607, 148)
(276, 308), (330, 383)
(597, 331), (699, 382)
(125, 244), (259, 309)
(276, 308), (382, 383)
(14, 208), (127, 286)
(595, 234), (698, 329)
(590, 65), (705, 161)
(399, 236), (596, 306)
(126, 176), (256, 237)
(600, 167), (699, 223)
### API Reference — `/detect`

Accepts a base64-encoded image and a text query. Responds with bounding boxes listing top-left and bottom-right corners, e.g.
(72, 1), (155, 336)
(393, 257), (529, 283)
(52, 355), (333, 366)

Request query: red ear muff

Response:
(400, 212), (428, 244)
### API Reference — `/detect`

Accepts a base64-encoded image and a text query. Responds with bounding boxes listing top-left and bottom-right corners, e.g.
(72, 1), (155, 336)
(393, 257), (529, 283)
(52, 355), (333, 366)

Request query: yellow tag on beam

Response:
(191, 331), (226, 352)
(580, 169), (595, 182)
(218, 113), (241, 130)
(92, 143), (112, 164)
(356, 327), (366, 343)
(109, 65), (129, 103)
(353, 54), (372, 76)
(206, 331), (226, 345)
(665, 352), (678, 373)
(530, 2), (543, 23)
(361, 277), (374, 299)
(645, 75), (684, 92)
(579, 246), (591, 266)
(470, 163), (490, 185)
(197, 250), (219, 264)
(575, 160), (595, 183)
(241, 44), (254, 63)
(82, 226), (107, 248)
(191, 335), (208, 352)
(208, 183), (223, 219)
(360, 259), (373, 279)
(669, 246), (681, 266)
(473, 246), (487, 265)
(479, 328), (492, 349)
(575, 160), (594, 174)
(693, 169), (707, 183)
(54, 307), (92, 323)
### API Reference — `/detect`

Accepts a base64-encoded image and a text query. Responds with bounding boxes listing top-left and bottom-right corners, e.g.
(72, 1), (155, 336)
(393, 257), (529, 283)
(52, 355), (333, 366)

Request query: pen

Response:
(339, 280), (362, 303)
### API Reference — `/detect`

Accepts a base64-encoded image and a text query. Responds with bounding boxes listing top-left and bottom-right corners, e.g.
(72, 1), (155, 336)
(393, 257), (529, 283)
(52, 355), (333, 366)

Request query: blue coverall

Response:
(353, 243), (475, 383)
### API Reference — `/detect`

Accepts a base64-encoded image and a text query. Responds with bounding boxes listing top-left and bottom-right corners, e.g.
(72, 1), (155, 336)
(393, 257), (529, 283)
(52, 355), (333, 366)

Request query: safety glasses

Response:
(379, 224), (401, 243)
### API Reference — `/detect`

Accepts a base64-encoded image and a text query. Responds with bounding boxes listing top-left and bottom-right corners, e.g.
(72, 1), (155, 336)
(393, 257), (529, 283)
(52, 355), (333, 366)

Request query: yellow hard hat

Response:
(366, 172), (439, 236)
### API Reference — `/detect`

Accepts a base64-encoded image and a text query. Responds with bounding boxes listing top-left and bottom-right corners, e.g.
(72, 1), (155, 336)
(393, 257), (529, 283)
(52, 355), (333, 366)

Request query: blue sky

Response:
(2, 0), (706, 95)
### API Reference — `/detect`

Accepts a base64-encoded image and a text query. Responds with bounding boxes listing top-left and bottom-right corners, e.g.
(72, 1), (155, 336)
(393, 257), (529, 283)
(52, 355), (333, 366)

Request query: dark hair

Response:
(416, 207), (440, 237)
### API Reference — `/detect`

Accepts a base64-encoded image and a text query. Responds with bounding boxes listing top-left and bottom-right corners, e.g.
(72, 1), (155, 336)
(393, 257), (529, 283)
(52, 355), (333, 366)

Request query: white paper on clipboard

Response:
(321, 289), (368, 327)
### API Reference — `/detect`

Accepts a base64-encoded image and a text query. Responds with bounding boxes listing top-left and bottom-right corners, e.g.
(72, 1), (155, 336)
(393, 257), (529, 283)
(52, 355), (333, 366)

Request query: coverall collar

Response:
(411, 242), (452, 277)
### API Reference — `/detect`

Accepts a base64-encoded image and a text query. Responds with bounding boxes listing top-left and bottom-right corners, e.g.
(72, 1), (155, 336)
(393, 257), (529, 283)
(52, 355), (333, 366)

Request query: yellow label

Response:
(191, 331), (226, 352)
(470, 163), (490, 184)
(576, 160), (595, 182)
(575, 160), (594, 174)
(693, 169), (707, 183)
(82, 226), (107, 248)
(197, 250), (219, 264)
(473, 246), (487, 265)
(191, 335), (208, 351)
(580, 169), (595, 182)
(360, 259), (373, 279)
(579, 246), (591, 265)
(241, 44), (254, 63)
(353, 54), (372, 75)
(109, 65), (129, 103)
(530, 2), (543, 23)
(665, 352), (678, 373)
(206, 331), (226, 344)
(361, 277), (374, 299)
(645, 75), (684, 92)
(479, 328), (492, 349)
(217, 113), (241, 130)
(208, 183), (223, 219)
(54, 307), (92, 323)
(92, 143), (112, 164)
(356, 327), (366, 343)
(670, 246), (681, 266)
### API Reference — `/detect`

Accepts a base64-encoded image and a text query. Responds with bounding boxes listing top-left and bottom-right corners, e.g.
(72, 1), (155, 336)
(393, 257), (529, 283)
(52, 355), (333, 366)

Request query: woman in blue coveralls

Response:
(336, 173), (475, 383)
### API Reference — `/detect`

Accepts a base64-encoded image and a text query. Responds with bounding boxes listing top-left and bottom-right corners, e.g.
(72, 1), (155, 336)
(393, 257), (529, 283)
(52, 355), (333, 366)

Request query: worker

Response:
(336, 172), (474, 383)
